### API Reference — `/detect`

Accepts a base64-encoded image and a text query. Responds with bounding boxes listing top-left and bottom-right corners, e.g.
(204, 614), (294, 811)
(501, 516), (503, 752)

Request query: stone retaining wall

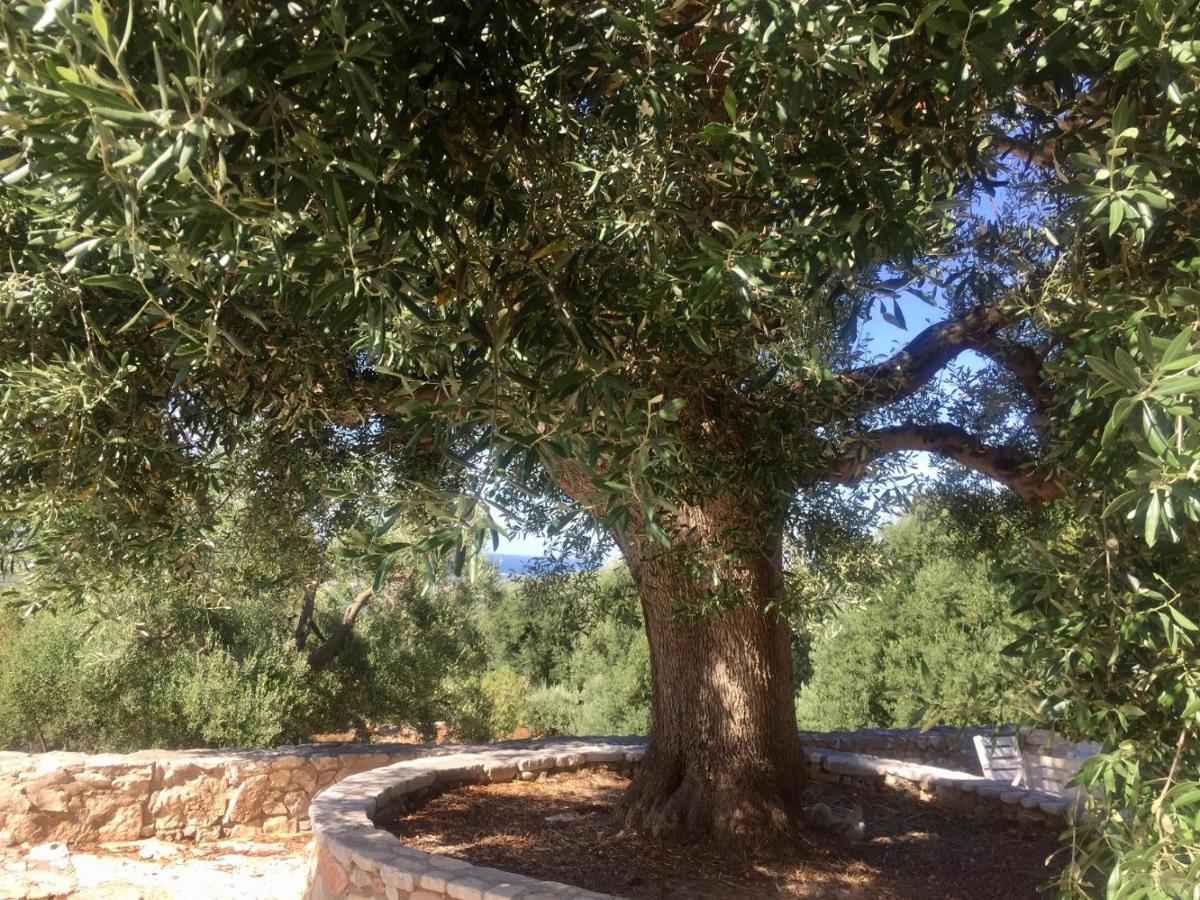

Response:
(0, 743), (433, 847)
(305, 741), (641, 900)
(304, 738), (1075, 900)
(798, 725), (1096, 775)
(1, 726), (1089, 852)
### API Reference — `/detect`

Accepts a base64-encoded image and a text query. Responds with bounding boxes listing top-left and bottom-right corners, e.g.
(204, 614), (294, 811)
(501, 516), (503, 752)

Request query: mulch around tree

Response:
(386, 769), (1065, 899)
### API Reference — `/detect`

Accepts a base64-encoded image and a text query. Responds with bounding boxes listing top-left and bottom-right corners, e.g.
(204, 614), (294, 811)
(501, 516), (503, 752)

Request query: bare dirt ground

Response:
(388, 769), (1066, 899)
(0, 837), (309, 900)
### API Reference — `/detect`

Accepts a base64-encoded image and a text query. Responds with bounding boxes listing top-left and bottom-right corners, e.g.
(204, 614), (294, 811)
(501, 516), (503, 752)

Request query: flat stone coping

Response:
(806, 748), (1078, 820)
(306, 739), (642, 899)
(305, 738), (1074, 900)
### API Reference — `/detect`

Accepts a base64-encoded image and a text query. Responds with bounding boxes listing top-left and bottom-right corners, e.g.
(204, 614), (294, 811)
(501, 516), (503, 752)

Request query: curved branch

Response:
(822, 423), (1062, 504)
(307, 586), (374, 671)
(814, 303), (1049, 412)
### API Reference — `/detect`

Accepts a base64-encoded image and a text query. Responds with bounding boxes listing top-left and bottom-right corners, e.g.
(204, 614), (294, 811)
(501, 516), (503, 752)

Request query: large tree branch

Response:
(823, 423), (1062, 504)
(815, 302), (1049, 413)
(307, 586), (374, 671)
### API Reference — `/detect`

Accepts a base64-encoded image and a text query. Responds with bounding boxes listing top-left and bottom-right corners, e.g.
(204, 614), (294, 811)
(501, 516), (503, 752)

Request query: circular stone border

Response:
(304, 739), (643, 900)
(303, 735), (1078, 900)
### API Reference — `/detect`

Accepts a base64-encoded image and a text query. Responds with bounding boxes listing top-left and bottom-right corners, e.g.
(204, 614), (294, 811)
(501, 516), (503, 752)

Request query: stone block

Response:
(420, 870), (448, 892)
(261, 815), (294, 834)
(485, 886), (532, 900)
(485, 764), (519, 783)
(148, 776), (229, 830)
(318, 846), (350, 895)
(447, 876), (490, 900)
(823, 754), (887, 779)
(224, 774), (274, 825)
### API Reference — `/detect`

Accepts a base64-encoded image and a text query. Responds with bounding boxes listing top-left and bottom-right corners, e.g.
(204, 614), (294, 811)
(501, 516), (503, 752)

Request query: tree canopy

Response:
(1, 0), (1074, 579)
(2, 1), (1198, 894)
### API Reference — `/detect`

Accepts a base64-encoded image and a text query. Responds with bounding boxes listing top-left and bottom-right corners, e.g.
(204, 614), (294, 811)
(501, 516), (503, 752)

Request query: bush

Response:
(476, 562), (651, 737)
(0, 566), (503, 751)
(795, 507), (1026, 731)
(176, 642), (338, 748)
(0, 610), (88, 751)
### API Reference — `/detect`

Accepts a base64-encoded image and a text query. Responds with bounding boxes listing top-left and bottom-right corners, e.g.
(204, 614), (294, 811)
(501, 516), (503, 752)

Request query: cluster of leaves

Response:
(0, 0), (1096, 585)
(1010, 1), (1200, 895)
(0, 530), (505, 751)
(475, 563), (652, 738)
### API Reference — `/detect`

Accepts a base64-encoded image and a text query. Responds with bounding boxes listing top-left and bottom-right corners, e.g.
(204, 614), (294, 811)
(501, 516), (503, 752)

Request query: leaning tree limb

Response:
(293, 580), (319, 651)
(821, 423), (1062, 504)
(307, 586), (375, 671)
(814, 302), (1050, 412)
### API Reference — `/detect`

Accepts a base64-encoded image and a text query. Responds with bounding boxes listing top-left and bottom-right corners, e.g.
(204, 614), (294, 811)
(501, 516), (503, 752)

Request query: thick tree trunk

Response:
(615, 495), (805, 845)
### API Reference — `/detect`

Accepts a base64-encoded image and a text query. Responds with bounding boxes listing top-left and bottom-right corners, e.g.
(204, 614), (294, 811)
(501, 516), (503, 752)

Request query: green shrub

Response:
(176, 642), (337, 748)
(795, 508), (1026, 731)
(0, 610), (88, 750)
(475, 562), (651, 737)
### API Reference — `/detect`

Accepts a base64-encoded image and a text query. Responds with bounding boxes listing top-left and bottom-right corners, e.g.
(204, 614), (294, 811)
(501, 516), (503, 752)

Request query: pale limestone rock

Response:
(261, 815), (293, 834)
(224, 774), (273, 825)
(148, 776), (228, 830)
(284, 791), (308, 817)
(291, 766), (319, 794)
(91, 797), (145, 843)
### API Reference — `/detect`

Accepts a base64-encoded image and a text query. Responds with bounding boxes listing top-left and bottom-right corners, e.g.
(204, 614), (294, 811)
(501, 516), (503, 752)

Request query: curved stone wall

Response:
(305, 740), (641, 900)
(304, 736), (1076, 900)
(1, 727), (1088, 853)
(799, 725), (1098, 775)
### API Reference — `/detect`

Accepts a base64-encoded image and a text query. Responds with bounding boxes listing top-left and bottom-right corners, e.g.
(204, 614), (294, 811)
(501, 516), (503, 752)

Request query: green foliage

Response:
(524, 614), (652, 737)
(0, 559), (501, 751)
(795, 507), (1026, 732)
(0, 0), (1111, 583)
(176, 642), (340, 748)
(1018, 315), (1200, 896)
(0, 2), (1197, 891)
(0, 609), (88, 750)
(1003, 3), (1200, 896)
(339, 574), (497, 741)
(476, 564), (651, 737)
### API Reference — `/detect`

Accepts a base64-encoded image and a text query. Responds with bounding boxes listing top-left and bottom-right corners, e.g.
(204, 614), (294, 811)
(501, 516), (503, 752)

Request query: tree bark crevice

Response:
(612, 494), (807, 844)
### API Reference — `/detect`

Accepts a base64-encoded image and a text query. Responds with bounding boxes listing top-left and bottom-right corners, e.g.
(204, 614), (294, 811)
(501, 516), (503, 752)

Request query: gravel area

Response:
(0, 837), (309, 899)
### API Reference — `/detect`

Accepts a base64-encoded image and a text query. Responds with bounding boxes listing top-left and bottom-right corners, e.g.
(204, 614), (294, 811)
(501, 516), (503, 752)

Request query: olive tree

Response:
(1, 0), (1194, 855)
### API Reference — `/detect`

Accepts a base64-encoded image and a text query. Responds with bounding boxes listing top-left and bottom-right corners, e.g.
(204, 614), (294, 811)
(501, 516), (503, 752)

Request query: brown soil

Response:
(387, 769), (1064, 899)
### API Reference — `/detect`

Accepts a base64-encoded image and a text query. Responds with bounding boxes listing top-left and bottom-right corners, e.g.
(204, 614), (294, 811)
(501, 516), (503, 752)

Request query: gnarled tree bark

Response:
(613, 493), (806, 843)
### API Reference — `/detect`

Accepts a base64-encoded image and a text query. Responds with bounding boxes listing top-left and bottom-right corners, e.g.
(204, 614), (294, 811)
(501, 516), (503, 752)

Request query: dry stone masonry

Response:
(303, 735), (1080, 900)
(0, 743), (434, 847)
(0, 727), (1092, 898)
